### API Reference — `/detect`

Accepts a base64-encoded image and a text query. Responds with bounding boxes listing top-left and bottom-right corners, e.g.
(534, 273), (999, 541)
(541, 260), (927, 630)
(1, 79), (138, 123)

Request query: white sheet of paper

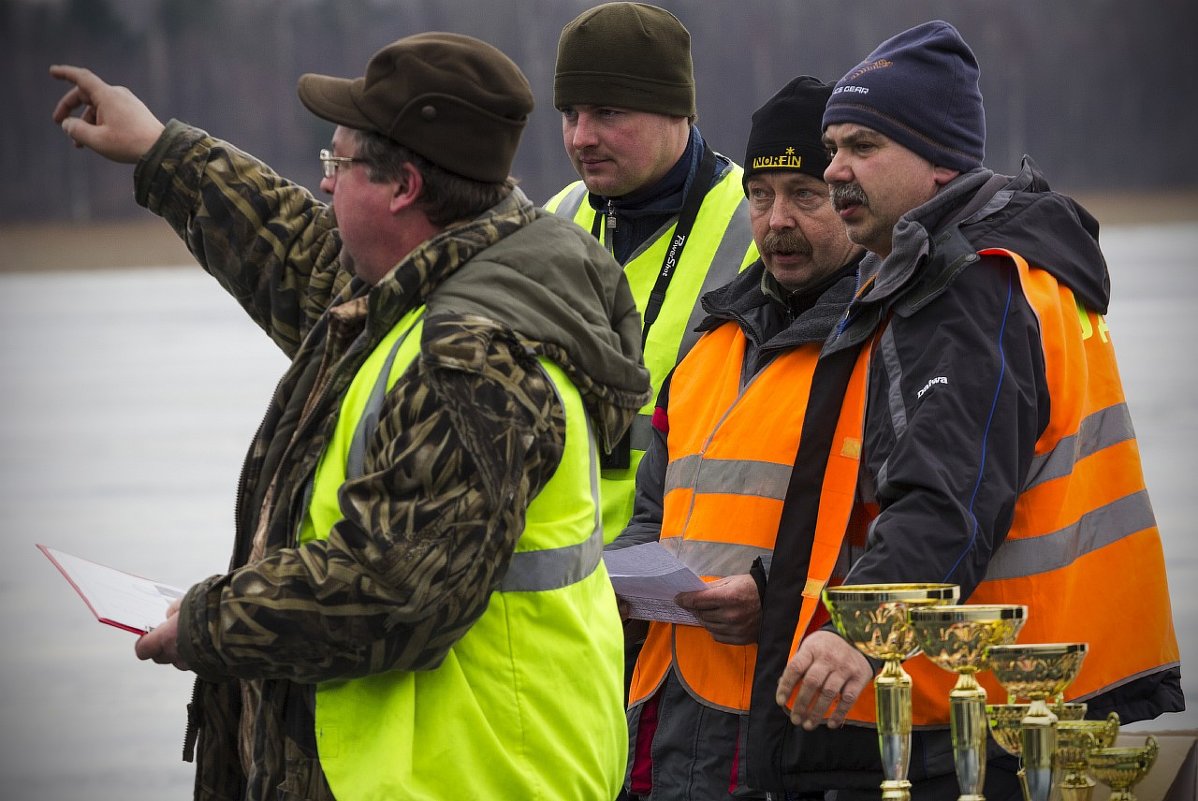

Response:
(602, 541), (708, 626)
(38, 544), (184, 635)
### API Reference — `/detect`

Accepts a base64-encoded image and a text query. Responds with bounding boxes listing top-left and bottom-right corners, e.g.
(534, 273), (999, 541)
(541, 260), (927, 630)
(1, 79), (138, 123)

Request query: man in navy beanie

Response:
(748, 19), (1184, 801)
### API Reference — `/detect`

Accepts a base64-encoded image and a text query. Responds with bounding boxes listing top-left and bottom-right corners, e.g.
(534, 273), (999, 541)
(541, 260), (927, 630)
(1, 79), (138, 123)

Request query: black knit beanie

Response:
(742, 76), (833, 191)
(822, 20), (985, 172)
(554, 2), (696, 117)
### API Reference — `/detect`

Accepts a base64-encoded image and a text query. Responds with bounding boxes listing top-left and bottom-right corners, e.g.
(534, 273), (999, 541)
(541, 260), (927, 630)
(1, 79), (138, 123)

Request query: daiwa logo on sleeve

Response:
(916, 376), (948, 399)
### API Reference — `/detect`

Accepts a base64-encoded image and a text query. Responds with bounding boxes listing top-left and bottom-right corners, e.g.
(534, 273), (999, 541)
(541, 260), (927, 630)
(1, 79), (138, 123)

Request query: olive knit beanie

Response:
(823, 20), (985, 172)
(554, 2), (696, 117)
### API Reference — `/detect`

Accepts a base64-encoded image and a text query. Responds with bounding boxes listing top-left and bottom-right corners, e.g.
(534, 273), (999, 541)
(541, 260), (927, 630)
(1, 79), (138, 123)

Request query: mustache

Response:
(830, 182), (868, 211)
(761, 229), (813, 257)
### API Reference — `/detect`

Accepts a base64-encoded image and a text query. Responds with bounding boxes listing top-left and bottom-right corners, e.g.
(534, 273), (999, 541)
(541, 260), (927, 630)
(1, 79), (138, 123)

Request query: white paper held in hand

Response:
(602, 541), (708, 626)
(37, 544), (184, 635)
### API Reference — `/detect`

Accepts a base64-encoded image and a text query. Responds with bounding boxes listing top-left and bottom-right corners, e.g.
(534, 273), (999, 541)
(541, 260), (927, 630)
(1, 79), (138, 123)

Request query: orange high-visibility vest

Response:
(629, 321), (871, 713)
(841, 249), (1181, 726)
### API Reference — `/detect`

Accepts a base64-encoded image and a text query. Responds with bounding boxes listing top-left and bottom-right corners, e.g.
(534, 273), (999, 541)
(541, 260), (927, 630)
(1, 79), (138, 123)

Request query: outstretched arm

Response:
(50, 64), (165, 162)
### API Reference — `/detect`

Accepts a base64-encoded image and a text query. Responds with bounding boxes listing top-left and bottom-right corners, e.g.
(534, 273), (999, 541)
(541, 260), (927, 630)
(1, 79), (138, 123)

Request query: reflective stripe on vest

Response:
(305, 306), (626, 799)
(546, 171), (757, 541)
(629, 321), (870, 713)
(844, 247), (1180, 727)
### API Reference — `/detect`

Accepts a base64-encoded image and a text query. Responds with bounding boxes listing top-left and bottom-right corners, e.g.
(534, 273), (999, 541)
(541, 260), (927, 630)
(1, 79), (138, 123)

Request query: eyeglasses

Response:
(319, 148), (369, 179)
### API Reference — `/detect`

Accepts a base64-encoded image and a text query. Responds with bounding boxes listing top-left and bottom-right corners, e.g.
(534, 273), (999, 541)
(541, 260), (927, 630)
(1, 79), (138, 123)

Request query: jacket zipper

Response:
(604, 199), (617, 258)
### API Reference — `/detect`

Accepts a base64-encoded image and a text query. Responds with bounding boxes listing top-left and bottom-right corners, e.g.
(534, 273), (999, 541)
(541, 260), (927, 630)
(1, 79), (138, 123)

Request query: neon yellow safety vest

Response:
(299, 306), (627, 800)
(545, 165), (756, 540)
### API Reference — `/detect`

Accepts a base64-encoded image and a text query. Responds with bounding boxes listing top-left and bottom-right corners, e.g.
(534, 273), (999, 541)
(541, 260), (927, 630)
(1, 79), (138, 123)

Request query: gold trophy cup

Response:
(985, 702), (1086, 757)
(907, 604), (1027, 801)
(1088, 735), (1158, 801)
(1055, 713), (1120, 801)
(987, 642), (1088, 801)
(823, 583), (961, 801)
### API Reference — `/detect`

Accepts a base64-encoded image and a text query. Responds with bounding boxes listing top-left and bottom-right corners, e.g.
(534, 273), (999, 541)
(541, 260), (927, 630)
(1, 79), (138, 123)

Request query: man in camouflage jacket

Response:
(50, 34), (649, 801)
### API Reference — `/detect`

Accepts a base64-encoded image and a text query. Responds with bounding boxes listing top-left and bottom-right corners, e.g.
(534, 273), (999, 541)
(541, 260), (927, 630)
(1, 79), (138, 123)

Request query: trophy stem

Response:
(949, 674), (987, 801)
(1019, 699), (1058, 801)
(875, 658), (914, 801)
(1057, 776), (1096, 801)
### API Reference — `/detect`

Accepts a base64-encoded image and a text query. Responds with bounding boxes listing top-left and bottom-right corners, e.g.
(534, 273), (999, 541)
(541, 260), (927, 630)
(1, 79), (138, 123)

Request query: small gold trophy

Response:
(1055, 713), (1120, 801)
(908, 605), (1027, 801)
(1088, 735), (1158, 801)
(985, 702), (1086, 758)
(987, 642), (1088, 801)
(823, 583), (961, 801)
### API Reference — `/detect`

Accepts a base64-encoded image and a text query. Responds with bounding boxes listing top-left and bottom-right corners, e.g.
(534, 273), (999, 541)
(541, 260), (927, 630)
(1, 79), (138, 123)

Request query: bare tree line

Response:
(5, 0), (1196, 223)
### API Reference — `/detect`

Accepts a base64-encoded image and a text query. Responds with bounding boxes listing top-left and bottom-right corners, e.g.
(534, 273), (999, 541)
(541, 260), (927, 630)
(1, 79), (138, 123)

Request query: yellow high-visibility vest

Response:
(545, 165), (757, 539)
(301, 305), (626, 800)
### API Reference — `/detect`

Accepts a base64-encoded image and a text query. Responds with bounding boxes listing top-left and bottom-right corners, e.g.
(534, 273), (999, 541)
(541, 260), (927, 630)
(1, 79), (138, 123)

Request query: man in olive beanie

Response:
(607, 74), (863, 801)
(545, 1), (756, 552)
(749, 19), (1184, 800)
(51, 30), (650, 801)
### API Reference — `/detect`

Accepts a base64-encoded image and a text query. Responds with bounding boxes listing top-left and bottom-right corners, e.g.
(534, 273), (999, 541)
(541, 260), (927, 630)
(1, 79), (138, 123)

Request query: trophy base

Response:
(879, 779), (912, 801)
(1058, 777), (1096, 801)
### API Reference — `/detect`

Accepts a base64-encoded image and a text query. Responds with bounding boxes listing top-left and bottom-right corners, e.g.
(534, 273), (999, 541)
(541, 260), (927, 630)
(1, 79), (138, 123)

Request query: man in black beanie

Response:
(606, 75), (864, 801)
(750, 19), (1184, 801)
(545, 2), (757, 548)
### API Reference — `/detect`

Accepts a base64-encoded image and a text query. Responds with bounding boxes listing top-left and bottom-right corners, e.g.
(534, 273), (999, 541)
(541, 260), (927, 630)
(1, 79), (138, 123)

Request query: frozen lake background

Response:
(0, 223), (1195, 799)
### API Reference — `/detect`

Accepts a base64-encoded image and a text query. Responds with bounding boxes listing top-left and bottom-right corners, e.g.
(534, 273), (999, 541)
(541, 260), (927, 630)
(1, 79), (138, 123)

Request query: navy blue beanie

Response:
(822, 20), (985, 172)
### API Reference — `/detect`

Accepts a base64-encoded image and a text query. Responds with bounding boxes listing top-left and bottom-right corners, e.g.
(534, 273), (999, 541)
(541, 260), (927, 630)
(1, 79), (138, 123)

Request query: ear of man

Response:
(389, 161), (424, 214)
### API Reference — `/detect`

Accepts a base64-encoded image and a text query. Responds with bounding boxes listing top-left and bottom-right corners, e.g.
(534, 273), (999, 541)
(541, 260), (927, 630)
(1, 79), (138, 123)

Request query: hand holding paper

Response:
(602, 542), (708, 626)
(38, 544), (184, 635)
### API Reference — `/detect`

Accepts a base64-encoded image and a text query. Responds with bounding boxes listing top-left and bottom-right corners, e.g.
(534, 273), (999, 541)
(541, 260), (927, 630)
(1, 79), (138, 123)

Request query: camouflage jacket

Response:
(134, 120), (650, 801)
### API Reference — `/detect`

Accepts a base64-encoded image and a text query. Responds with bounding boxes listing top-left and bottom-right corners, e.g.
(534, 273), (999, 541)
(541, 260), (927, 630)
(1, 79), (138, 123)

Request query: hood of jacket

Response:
(418, 188), (651, 451)
(832, 156), (1111, 352)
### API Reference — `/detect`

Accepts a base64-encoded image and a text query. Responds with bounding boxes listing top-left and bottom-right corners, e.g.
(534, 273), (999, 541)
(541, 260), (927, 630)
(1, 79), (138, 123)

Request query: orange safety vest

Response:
(840, 248), (1181, 726)
(629, 321), (871, 713)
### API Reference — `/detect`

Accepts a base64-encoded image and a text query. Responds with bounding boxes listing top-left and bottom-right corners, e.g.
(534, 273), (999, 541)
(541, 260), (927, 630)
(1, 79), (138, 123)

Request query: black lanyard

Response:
(591, 144), (719, 349)
(594, 145), (718, 471)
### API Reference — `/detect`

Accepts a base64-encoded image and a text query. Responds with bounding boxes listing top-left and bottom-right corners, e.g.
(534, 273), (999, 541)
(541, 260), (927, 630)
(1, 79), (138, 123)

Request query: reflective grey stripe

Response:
(879, 325), (908, 438)
(1023, 403), (1136, 492)
(548, 183), (589, 218)
(873, 325), (906, 495)
(664, 455), (791, 500)
(500, 407), (604, 593)
(660, 536), (773, 578)
(629, 412), (655, 453)
(983, 489), (1157, 580)
(347, 323), (421, 481)
(678, 196), (753, 360)
(350, 346), (602, 594)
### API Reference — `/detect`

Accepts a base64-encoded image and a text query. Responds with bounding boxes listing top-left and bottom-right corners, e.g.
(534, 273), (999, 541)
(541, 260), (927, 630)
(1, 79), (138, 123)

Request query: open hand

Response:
(776, 629), (872, 730)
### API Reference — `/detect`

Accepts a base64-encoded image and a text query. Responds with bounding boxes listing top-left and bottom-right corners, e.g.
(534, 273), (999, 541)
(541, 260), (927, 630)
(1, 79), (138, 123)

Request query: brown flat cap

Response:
(298, 32), (533, 182)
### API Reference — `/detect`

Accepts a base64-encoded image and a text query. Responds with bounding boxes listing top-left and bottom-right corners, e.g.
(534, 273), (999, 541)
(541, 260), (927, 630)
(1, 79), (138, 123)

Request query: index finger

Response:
(48, 65), (102, 121)
(49, 65), (106, 108)
(49, 63), (102, 89)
